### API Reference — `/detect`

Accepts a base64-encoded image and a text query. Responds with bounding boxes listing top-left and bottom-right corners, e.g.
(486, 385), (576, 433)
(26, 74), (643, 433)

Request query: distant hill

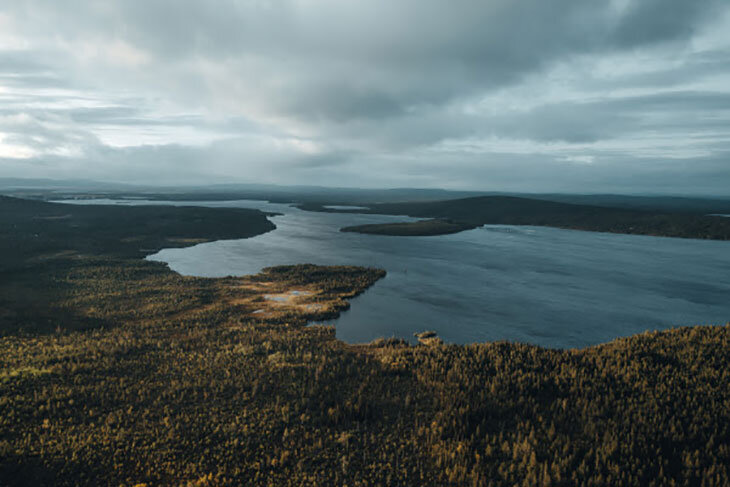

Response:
(0, 178), (487, 204)
(530, 193), (730, 215)
(335, 196), (730, 239)
(2, 177), (730, 213)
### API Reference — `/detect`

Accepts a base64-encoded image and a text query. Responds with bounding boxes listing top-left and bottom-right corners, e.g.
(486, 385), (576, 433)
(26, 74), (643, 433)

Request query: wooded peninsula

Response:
(330, 196), (730, 238)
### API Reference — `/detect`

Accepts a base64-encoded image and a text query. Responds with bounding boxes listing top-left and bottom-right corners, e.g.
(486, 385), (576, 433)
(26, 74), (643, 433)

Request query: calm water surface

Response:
(61, 199), (730, 348)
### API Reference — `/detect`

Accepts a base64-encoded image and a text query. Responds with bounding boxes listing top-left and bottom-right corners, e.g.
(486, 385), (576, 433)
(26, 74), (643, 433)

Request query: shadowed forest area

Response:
(0, 195), (276, 334)
(310, 196), (730, 238)
(341, 218), (476, 236)
(1, 196), (729, 486)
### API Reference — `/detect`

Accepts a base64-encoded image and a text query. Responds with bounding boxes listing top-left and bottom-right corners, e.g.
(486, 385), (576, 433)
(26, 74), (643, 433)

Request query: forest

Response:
(1, 195), (729, 486)
(308, 196), (730, 239)
(341, 219), (476, 236)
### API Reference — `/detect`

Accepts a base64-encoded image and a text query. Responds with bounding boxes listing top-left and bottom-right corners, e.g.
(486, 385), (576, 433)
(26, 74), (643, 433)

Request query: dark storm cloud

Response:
(0, 0), (729, 193)
(5, 0), (724, 120)
(615, 0), (718, 46)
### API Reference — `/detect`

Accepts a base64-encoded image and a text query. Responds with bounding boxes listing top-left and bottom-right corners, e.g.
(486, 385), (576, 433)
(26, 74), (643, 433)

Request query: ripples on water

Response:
(60, 199), (730, 349)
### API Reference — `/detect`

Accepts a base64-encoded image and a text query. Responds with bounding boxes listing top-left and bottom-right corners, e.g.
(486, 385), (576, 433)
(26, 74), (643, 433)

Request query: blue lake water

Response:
(60, 199), (730, 349)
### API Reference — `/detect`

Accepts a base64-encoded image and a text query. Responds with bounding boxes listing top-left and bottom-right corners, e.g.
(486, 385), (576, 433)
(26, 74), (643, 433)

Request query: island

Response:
(341, 218), (476, 236)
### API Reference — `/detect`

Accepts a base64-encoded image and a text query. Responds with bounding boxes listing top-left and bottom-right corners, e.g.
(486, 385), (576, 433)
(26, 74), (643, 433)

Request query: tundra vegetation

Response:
(1, 196), (729, 486)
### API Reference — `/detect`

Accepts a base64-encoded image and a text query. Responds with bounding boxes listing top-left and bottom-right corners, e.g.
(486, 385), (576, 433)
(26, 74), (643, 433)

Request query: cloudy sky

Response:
(1, 0), (729, 194)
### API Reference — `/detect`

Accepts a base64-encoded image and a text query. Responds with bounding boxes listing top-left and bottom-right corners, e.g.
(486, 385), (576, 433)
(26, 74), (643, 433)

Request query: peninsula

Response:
(329, 195), (730, 239)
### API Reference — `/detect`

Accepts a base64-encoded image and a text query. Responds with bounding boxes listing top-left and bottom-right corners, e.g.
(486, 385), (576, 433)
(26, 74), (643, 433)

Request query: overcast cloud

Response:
(1, 0), (729, 193)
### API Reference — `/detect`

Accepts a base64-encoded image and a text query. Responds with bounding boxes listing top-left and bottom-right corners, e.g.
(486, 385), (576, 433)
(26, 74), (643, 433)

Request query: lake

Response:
(60, 199), (730, 349)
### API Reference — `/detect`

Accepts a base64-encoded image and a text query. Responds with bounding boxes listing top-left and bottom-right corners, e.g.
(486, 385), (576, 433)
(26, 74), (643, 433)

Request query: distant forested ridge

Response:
(331, 196), (730, 239)
(1, 195), (729, 486)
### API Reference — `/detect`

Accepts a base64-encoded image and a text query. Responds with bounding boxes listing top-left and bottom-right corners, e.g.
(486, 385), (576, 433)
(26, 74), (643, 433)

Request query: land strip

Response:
(311, 195), (730, 239)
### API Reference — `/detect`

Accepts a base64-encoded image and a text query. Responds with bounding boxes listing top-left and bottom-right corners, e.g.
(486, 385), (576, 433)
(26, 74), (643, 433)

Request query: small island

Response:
(341, 218), (476, 236)
(414, 330), (443, 346)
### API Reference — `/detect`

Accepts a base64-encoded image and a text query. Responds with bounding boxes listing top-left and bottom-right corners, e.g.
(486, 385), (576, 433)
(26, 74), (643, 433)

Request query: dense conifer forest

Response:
(1, 196), (729, 486)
